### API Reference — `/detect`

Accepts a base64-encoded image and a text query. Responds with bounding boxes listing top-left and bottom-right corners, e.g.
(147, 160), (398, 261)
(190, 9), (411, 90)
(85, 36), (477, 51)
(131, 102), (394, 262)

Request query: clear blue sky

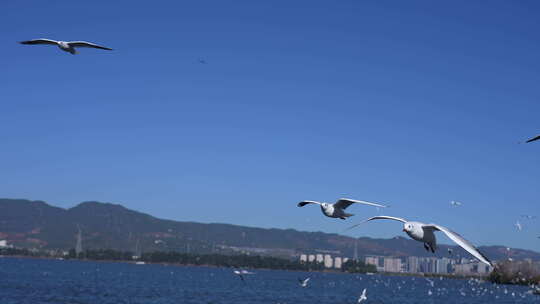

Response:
(2, 1), (539, 251)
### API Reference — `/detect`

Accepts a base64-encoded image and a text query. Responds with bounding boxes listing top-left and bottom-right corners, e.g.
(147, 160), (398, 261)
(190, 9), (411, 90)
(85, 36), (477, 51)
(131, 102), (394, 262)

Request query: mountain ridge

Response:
(0, 198), (538, 261)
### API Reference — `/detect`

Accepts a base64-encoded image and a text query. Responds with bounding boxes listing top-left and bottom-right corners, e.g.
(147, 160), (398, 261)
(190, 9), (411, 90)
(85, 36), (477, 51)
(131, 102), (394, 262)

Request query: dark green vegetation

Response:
(341, 259), (377, 273)
(488, 260), (540, 286)
(2, 247), (333, 272)
(140, 252), (327, 271)
(1, 198), (539, 261)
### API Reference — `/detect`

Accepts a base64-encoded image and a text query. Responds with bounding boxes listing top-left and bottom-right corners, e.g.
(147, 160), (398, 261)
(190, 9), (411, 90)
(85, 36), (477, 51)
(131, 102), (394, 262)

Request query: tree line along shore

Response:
(1, 247), (538, 286)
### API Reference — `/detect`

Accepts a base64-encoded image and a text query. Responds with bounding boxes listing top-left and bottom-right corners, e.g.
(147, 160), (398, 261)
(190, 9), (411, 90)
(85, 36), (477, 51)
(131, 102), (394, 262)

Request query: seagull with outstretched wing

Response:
(346, 216), (493, 267)
(20, 38), (112, 54)
(298, 198), (387, 220)
(526, 135), (540, 143)
(450, 201), (462, 207)
(298, 277), (310, 287)
(358, 288), (367, 303)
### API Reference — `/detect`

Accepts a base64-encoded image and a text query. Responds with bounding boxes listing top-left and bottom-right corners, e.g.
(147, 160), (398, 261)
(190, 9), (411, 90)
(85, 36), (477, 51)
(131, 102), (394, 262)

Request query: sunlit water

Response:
(0, 257), (538, 304)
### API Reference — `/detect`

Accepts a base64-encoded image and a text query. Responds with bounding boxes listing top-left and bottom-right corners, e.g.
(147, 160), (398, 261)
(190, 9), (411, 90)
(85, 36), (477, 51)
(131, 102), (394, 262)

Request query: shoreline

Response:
(0, 254), (490, 281)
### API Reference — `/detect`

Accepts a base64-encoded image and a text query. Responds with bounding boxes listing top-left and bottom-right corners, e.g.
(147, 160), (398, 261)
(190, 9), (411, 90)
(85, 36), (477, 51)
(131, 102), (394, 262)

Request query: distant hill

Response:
(0, 198), (538, 261)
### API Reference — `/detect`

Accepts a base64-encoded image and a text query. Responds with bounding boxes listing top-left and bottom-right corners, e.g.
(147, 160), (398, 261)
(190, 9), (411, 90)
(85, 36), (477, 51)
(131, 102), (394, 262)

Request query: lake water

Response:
(0, 257), (537, 304)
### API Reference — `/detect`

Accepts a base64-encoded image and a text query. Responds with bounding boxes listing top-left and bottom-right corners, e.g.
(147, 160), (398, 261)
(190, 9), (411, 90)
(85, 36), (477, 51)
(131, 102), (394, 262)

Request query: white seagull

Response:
(233, 269), (254, 282)
(515, 221), (522, 231)
(19, 38), (113, 54)
(346, 216), (493, 267)
(450, 201), (462, 207)
(358, 288), (367, 303)
(297, 198), (387, 220)
(298, 277), (310, 287)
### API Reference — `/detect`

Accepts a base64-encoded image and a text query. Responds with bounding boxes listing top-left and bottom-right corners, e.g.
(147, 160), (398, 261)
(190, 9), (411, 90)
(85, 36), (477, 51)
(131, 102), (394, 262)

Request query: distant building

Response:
(365, 256), (384, 272)
(308, 254), (316, 262)
(383, 257), (403, 272)
(324, 254), (333, 268)
(418, 257), (438, 273)
(316, 254), (324, 263)
(436, 258), (452, 274)
(334, 257), (342, 269)
(408, 256), (419, 273)
(365, 256), (379, 267)
(454, 262), (474, 275)
(300, 254), (307, 262)
(0, 240), (7, 248)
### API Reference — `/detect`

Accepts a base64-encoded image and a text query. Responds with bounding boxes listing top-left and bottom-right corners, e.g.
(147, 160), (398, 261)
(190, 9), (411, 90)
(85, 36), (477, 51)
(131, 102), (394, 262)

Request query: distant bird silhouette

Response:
(298, 277), (310, 287)
(526, 135), (540, 143)
(233, 269), (254, 282)
(198, 58), (207, 64)
(19, 38), (112, 54)
(450, 201), (462, 207)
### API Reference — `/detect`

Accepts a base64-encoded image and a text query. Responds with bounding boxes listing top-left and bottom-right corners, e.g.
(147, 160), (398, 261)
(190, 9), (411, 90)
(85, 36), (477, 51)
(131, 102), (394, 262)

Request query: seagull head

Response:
(403, 223), (414, 233)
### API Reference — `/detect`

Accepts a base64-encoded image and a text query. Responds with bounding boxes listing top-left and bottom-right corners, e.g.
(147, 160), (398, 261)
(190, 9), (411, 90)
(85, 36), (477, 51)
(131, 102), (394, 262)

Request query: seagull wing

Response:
(19, 39), (58, 45)
(423, 224), (492, 267)
(67, 41), (113, 50)
(526, 135), (540, 143)
(358, 288), (367, 302)
(298, 200), (322, 207)
(335, 198), (387, 210)
(344, 215), (407, 232)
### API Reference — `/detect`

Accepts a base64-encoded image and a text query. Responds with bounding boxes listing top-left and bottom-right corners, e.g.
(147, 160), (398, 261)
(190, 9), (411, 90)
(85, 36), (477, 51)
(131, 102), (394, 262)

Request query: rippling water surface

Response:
(0, 257), (538, 304)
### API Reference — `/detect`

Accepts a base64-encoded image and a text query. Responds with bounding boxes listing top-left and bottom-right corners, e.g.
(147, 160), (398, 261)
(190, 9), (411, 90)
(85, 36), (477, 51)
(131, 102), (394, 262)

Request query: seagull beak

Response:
(402, 229), (406, 232)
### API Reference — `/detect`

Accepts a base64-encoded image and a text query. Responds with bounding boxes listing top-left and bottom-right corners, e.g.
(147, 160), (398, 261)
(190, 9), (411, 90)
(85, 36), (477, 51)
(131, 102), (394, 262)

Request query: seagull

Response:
(19, 38), (112, 54)
(233, 269), (254, 282)
(525, 135), (540, 143)
(198, 58), (207, 64)
(521, 215), (536, 220)
(358, 288), (367, 303)
(346, 216), (493, 267)
(450, 201), (462, 207)
(298, 277), (310, 287)
(297, 198), (387, 220)
(515, 221), (522, 231)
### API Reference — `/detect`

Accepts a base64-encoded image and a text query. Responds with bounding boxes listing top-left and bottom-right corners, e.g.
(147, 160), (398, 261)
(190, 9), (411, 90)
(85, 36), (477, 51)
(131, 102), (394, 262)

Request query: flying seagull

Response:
(450, 201), (462, 207)
(346, 216), (493, 267)
(19, 38), (112, 54)
(358, 288), (367, 303)
(515, 221), (522, 231)
(233, 269), (254, 282)
(298, 277), (310, 287)
(297, 198), (387, 220)
(526, 135), (540, 143)
(198, 58), (207, 64)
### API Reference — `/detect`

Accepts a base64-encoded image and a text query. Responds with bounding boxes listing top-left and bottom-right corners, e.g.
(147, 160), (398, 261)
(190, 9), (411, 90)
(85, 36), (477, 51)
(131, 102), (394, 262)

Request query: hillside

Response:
(0, 198), (538, 261)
